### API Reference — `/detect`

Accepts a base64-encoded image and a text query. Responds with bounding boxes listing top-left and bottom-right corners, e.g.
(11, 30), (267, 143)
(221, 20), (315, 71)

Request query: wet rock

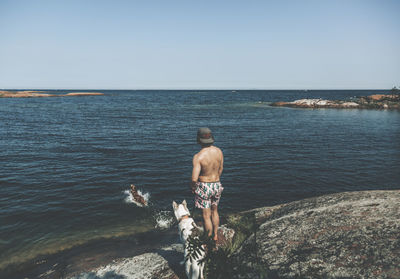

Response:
(70, 243), (184, 279)
(233, 190), (400, 279)
(340, 101), (359, 108)
(270, 94), (400, 110)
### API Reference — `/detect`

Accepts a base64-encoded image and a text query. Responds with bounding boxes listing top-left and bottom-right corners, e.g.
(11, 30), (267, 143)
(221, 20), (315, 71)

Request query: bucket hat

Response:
(197, 127), (215, 144)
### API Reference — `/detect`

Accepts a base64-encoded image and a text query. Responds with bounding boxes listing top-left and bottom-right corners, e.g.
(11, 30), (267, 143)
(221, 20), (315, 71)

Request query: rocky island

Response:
(0, 90), (104, 98)
(271, 94), (400, 110)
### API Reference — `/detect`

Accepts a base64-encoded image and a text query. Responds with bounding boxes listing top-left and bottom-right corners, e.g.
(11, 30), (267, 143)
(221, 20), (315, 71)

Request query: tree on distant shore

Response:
(391, 86), (400, 95)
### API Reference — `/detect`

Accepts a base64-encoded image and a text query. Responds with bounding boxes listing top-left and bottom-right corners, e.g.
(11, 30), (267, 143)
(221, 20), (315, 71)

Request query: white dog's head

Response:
(172, 200), (191, 221)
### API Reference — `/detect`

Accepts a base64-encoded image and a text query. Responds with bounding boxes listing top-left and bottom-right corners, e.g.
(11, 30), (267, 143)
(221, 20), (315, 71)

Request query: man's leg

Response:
(211, 205), (219, 241)
(202, 208), (212, 237)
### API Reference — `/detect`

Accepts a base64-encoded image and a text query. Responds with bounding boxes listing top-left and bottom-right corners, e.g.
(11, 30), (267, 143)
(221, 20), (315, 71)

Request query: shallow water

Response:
(0, 90), (399, 272)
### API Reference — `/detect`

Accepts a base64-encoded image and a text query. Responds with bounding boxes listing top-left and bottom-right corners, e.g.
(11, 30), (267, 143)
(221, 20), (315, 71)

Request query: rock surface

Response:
(64, 92), (105, 96)
(270, 94), (400, 110)
(0, 90), (55, 97)
(70, 243), (184, 279)
(233, 190), (400, 279)
(0, 90), (104, 98)
(68, 225), (235, 279)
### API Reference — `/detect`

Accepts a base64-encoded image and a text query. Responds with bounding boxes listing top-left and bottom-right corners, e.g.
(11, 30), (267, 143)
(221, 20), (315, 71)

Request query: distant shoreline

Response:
(0, 90), (104, 98)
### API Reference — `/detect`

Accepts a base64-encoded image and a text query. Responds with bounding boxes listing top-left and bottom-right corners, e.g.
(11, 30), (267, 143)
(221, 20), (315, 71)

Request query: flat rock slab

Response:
(70, 243), (184, 279)
(234, 190), (400, 279)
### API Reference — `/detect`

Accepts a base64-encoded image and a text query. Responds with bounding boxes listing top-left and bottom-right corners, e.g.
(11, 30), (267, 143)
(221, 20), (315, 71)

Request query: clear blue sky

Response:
(0, 0), (399, 89)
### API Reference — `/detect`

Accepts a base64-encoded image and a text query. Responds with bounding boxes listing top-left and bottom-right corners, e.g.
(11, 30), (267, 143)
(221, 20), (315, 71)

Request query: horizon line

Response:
(0, 87), (393, 91)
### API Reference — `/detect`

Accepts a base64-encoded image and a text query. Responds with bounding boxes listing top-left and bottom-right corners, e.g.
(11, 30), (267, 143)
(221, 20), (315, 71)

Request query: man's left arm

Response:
(218, 152), (224, 177)
(191, 155), (201, 193)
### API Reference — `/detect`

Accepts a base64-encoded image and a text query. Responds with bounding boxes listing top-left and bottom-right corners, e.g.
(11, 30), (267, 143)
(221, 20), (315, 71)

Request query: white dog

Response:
(172, 200), (205, 279)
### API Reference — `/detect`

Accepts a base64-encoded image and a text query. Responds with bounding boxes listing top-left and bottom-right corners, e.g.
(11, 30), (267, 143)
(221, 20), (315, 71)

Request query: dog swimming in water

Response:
(130, 184), (148, 207)
(172, 200), (205, 279)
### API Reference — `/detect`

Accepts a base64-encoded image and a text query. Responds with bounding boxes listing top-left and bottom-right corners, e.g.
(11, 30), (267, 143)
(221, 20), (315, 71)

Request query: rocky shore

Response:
(68, 225), (236, 279)
(271, 94), (400, 110)
(3, 190), (398, 279)
(234, 190), (400, 279)
(0, 90), (104, 97)
(68, 190), (399, 279)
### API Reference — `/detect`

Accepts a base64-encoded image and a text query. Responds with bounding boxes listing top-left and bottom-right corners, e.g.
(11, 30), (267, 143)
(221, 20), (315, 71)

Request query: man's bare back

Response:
(192, 146), (223, 183)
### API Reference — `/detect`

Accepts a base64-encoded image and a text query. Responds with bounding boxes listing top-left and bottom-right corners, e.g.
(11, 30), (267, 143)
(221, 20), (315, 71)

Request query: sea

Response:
(0, 90), (399, 276)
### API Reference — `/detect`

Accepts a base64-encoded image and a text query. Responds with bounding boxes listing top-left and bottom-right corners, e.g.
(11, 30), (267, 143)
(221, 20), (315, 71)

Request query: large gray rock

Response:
(233, 190), (400, 279)
(70, 243), (184, 279)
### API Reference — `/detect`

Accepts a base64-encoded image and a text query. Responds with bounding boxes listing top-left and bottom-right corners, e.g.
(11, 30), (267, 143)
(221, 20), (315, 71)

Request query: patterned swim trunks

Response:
(194, 181), (224, 209)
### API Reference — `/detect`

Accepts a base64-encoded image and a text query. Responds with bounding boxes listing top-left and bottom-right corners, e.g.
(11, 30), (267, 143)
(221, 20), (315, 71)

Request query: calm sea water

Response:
(1, 90), (399, 273)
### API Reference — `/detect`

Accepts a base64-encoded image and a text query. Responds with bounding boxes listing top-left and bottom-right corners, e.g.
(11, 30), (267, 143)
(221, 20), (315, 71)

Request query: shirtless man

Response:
(191, 127), (224, 241)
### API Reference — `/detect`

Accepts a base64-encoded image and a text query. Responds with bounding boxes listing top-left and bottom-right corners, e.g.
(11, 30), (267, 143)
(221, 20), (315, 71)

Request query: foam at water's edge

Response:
(123, 189), (150, 207)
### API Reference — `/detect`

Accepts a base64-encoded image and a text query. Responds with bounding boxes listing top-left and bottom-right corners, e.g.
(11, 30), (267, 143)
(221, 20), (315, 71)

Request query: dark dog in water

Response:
(130, 184), (148, 206)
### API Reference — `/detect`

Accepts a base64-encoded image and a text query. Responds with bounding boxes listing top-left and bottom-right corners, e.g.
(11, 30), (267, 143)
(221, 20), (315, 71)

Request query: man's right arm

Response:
(191, 155), (201, 193)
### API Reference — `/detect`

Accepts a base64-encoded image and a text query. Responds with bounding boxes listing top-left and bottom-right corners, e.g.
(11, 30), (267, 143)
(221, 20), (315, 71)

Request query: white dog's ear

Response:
(172, 201), (178, 209)
(182, 200), (189, 212)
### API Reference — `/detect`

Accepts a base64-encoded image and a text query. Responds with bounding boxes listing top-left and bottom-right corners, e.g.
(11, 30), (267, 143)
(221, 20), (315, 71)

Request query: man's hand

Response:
(190, 181), (197, 194)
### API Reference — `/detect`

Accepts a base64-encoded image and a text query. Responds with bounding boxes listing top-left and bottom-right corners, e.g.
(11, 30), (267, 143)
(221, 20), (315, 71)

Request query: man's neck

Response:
(201, 145), (212, 149)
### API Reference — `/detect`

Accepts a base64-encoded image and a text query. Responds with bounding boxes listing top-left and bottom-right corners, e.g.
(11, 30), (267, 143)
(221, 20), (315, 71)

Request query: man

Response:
(191, 127), (224, 241)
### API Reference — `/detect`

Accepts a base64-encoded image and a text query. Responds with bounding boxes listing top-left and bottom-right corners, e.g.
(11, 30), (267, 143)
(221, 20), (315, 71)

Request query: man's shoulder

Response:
(193, 152), (201, 159)
(212, 145), (223, 154)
